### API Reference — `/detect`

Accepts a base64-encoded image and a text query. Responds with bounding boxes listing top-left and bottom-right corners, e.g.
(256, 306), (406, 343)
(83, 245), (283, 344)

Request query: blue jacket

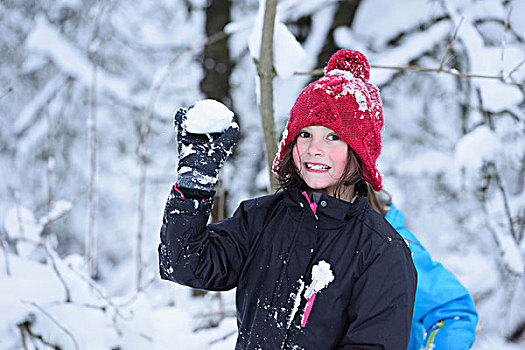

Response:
(386, 203), (478, 349)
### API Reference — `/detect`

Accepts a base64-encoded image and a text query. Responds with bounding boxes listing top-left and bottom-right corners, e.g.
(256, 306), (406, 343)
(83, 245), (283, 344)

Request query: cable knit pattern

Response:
(273, 49), (384, 191)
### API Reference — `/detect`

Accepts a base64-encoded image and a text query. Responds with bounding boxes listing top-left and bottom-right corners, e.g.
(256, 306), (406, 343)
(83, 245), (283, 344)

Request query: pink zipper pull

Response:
(301, 291), (317, 328)
(173, 183), (186, 200)
(301, 191), (317, 214)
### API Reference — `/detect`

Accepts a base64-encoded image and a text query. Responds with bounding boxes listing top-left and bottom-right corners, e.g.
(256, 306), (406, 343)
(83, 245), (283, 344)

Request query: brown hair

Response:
(277, 136), (364, 199)
(367, 183), (392, 216)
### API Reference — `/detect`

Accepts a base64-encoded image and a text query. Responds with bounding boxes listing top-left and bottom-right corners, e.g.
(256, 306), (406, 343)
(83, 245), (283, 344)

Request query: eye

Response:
(327, 134), (341, 141)
(298, 131), (311, 138)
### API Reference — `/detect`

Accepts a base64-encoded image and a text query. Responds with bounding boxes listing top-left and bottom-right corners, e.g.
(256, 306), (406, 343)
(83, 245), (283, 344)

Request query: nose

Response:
(306, 136), (324, 156)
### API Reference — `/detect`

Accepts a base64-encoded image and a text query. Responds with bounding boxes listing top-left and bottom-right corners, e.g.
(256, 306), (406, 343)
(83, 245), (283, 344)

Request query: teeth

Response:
(306, 163), (329, 170)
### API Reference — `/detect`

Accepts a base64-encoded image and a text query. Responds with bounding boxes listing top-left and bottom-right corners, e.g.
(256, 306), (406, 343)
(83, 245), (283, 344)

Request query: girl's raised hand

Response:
(173, 100), (239, 195)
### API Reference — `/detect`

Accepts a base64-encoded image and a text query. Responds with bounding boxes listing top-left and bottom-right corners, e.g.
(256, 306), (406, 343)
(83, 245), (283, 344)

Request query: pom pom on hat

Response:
(325, 49), (370, 82)
(273, 49), (384, 191)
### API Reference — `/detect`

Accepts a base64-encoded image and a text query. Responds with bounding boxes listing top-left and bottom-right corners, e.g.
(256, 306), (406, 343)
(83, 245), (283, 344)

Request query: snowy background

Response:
(1, 0), (524, 348)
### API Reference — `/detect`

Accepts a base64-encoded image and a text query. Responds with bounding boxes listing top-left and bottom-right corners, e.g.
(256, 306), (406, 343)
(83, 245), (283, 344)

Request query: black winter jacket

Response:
(159, 187), (417, 350)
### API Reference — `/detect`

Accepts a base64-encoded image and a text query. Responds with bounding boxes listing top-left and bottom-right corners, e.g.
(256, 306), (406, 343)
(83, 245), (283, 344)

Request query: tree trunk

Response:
(87, 46), (98, 279)
(200, 0), (233, 106)
(257, 0), (279, 193)
(200, 0), (235, 224)
(193, 0), (234, 298)
(315, 0), (361, 71)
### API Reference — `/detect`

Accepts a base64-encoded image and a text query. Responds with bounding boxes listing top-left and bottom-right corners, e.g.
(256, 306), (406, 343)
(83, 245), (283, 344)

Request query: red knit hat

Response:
(272, 49), (384, 191)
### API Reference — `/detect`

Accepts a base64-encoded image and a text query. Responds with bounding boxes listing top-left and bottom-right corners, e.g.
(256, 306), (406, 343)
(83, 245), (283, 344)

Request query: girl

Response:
(159, 49), (417, 349)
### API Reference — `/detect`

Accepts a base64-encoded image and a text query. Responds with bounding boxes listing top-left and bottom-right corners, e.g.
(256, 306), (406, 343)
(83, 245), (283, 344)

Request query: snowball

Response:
(311, 260), (335, 290)
(304, 260), (335, 299)
(184, 99), (234, 134)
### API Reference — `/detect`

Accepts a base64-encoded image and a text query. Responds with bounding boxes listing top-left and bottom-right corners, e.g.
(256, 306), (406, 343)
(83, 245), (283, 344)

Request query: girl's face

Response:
(292, 126), (348, 196)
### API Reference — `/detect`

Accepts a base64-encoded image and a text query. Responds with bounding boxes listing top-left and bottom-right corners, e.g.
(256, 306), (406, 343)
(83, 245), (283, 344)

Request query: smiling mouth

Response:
(304, 162), (331, 171)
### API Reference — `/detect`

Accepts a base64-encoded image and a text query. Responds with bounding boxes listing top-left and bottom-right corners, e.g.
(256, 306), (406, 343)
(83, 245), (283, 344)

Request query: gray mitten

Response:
(174, 100), (238, 194)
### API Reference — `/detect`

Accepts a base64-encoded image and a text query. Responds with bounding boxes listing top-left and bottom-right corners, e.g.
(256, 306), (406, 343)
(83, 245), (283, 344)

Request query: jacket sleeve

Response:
(158, 185), (252, 291)
(338, 238), (417, 350)
(386, 204), (478, 350)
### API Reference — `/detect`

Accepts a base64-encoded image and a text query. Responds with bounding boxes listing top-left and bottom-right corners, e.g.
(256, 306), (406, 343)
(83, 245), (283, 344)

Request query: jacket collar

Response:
(283, 188), (368, 229)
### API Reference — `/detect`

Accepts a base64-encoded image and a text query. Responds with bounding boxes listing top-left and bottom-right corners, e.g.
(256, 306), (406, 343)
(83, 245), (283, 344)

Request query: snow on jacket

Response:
(159, 187), (417, 349)
(385, 203), (478, 350)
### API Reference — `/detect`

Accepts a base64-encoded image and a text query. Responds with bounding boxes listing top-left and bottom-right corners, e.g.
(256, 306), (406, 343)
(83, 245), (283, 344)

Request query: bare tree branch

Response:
(8, 186), (25, 240)
(195, 309), (236, 318)
(295, 13), (524, 87)
(17, 319), (62, 350)
(44, 110), (54, 240)
(71, 257), (149, 319)
(439, 17), (463, 71)
(86, 0), (112, 279)
(13, 74), (68, 139)
(490, 163), (519, 243)
(482, 207), (522, 278)
(18, 322), (29, 350)
(136, 47), (190, 293)
(500, 5), (513, 77)
(3, 186), (83, 282)
(21, 237), (150, 337)
(444, 52), (457, 68)
(506, 58), (525, 80)
(135, 3), (242, 291)
(7, 187), (86, 299)
(22, 300), (80, 350)
(87, 9), (101, 280)
(297, 65), (525, 87)
(209, 330), (237, 345)
(70, 264), (152, 337)
(0, 86), (13, 99)
(16, 237), (72, 302)
(41, 188), (87, 232)
(0, 236), (10, 277)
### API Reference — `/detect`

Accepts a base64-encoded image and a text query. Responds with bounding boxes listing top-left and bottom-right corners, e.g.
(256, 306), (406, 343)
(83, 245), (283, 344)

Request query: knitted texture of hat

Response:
(273, 49), (384, 191)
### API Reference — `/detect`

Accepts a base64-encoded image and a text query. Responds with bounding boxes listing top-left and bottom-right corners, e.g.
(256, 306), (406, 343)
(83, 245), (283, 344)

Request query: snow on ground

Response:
(0, 251), (237, 349)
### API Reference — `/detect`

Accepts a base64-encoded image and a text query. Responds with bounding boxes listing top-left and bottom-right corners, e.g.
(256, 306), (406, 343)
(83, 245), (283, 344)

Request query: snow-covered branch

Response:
(136, 48), (190, 292)
(488, 162), (520, 245)
(0, 236), (10, 276)
(23, 300), (80, 350)
(500, 5), (513, 77)
(297, 9), (524, 88)
(297, 62), (525, 87)
(14, 237), (72, 302)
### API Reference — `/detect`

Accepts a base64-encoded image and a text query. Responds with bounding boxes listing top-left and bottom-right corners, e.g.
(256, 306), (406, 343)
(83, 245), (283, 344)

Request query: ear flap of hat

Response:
(362, 130), (382, 191)
(364, 129), (381, 162)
